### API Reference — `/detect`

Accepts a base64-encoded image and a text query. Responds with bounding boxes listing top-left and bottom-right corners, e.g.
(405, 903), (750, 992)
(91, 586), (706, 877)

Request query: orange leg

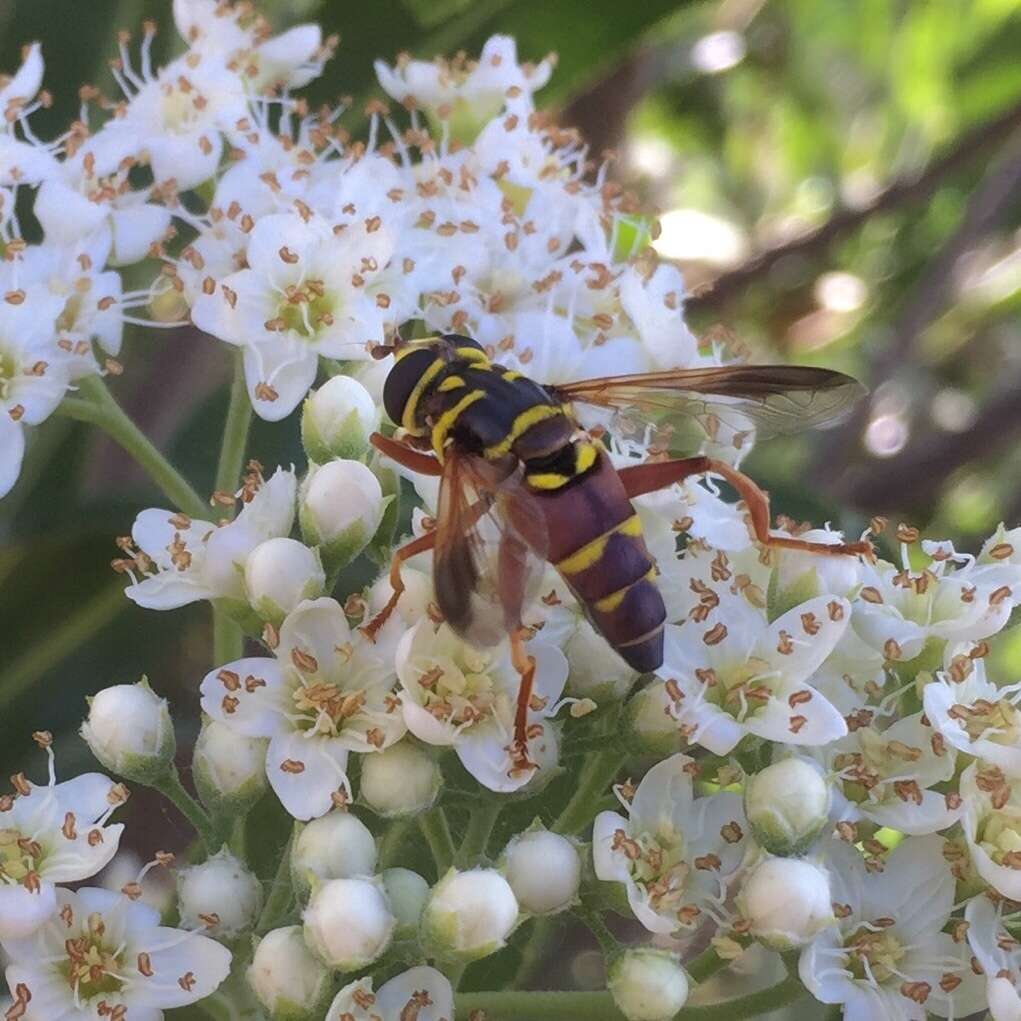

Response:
(618, 456), (873, 557)
(509, 628), (538, 775)
(361, 530), (438, 641)
(370, 432), (443, 476)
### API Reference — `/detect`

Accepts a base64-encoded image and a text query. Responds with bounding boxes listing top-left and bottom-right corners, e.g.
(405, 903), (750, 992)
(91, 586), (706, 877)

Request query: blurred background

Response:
(1, 0), (1021, 1010)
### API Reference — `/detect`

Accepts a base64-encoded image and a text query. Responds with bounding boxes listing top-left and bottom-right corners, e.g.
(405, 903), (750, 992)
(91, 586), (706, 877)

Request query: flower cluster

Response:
(4, 4), (1021, 1021)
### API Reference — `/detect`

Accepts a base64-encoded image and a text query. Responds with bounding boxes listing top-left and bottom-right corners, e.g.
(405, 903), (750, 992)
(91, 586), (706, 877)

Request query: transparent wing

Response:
(551, 365), (866, 451)
(433, 451), (548, 647)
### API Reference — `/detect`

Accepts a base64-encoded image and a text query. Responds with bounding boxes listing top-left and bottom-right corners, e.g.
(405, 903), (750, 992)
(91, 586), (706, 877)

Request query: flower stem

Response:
(60, 377), (206, 519)
(212, 354), (253, 665)
(455, 974), (806, 1020)
(418, 807), (456, 876)
(153, 767), (219, 853)
(256, 829), (295, 933)
(685, 946), (729, 984)
(553, 745), (624, 836)
(454, 799), (502, 868)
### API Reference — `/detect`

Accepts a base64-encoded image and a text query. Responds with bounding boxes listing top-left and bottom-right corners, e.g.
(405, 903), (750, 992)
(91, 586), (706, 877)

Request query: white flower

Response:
(291, 810), (378, 894)
(966, 895), (1021, 1021)
(739, 856), (833, 949)
(823, 711), (959, 835)
(244, 536), (325, 624)
(961, 762), (1021, 900)
(608, 949), (689, 1021)
(299, 459), (387, 568)
(200, 597), (405, 820)
(501, 826), (581, 916)
(0, 43), (59, 187)
(192, 719), (268, 812)
(623, 680), (688, 758)
(325, 966), (454, 1021)
(374, 35), (553, 132)
(924, 647), (1021, 776)
(80, 680), (175, 783)
(395, 621), (567, 793)
(0, 762), (124, 940)
(799, 836), (984, 1021)
(359, 740), (441, 818)
(124, 466), (296, 610)
(301, 374), (380, 461)
(421, 867), (518, 962)
(618, 262), (700, 372)
(0, 409), (24, 499)
(659, 592), (851, 755)
(2, 885), (231, 1018)
(744, 756), (831, 855)
(303, 876), (394, 969)
(247, 925), (332, 1020)
(191, 211), (407, 420)
(593, 753), (748, 935)
(176, 847), (262, 939)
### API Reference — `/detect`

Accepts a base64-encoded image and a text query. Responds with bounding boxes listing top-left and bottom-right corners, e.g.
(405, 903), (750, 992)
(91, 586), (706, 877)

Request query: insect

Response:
(361, 333), (871, 774)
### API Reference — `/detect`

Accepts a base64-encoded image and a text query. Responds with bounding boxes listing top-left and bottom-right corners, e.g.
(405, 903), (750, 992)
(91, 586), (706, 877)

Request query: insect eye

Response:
(383, 347), (437, 426)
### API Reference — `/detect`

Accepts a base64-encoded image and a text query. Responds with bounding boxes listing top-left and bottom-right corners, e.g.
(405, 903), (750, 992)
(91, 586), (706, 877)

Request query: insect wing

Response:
(552, 365), (866, 451)
(433, 451), (548, 647)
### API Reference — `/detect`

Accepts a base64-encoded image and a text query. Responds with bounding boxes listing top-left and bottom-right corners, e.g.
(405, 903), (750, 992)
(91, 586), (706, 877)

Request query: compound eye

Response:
(383, 347), (437, 427)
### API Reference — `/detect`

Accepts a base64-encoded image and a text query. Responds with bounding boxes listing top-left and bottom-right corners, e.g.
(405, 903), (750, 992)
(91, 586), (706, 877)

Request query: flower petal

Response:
(266, 732), (349, 821)
(199, 657), (289, 738)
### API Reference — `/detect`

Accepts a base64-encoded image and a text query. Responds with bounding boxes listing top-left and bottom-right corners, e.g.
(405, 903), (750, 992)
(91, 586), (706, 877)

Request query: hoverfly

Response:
(361, 334), (871, 774)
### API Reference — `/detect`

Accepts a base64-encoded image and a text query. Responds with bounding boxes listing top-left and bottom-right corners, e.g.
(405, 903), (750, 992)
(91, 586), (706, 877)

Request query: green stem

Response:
(418, 807), (456, 876)
(153, 767), (218, 853)
(454, 800), (502, 867)
(576, 907), (620, 959)
(212, 354), (253, 665)
(256, 829), (295, 933)
(455, 974), (806, 1021)
(685, 946), (729, 984)
(512, 916), (560, 988)
(378, 817), (412, 870)
(553, 746), (625, 836)
(60, 377), (206, 519)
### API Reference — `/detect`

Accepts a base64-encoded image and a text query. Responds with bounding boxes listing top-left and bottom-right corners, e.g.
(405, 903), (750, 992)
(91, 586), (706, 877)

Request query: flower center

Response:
(0, 828), (42, 884)
(844, 924), (905, 983)
(951, 698), (1021, 744)
(700, 656), (778, 721)
(0, 347), (16, 399)
(292, 680), (365, 737)
(413, 653), (500, 728)
(273, 280), (336, 340)
(60, 912), (125, 1001)
(614, 826), (690, 915)
(978, 811), (1021, 866)
(159, 80), (206, 134)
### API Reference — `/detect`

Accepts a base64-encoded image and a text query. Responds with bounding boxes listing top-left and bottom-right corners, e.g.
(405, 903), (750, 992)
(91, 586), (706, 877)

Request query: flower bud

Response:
(360, 741), (441, 817)
(382, 867), (430, 938)
(247, 925), (332, 1021)
(421, 868), (518, 962)
(564, 620), (637, 702)
(301, 375), (379, 462)
(303, 877), (394, 969)
(177, 848), (262, 939)
(192, 719), (268, 813)
(609, 949), (689, 1021)
(299, 460), (387, 570)
(502, 827), (581, 915)
(738, 856), (833, 949)
(80, 679), (175, 783)
(744, 758), (831, 856)
(244, 537), (325, 625)
(623, 681), (686, 757)
(292, 811), (378, 896)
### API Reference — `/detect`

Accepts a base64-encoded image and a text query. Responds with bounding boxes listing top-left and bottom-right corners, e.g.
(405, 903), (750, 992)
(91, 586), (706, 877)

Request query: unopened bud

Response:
(360, 741), (441, 817)
(247, 925), (332, 1020)
(244, 537), (325, 625)
(421, 867), (518, 962)
(738, 856), (833, 949)
(177, 847), (262, 939)
(301, 375), (379, 462)
(192, 719), (268, 813)
(623, 680), (686, 757)
(303, 877), (394, 969)
(382, 867), (430, 938)
(564, 620), (637, 702)
(299, 459), (388, 570)
(502, 826), (581, 915)
(80, 679), (175, 783)
(744, 758), (831, 856)
(292, 810), (378, 896)
(609, 949), (689, 1021)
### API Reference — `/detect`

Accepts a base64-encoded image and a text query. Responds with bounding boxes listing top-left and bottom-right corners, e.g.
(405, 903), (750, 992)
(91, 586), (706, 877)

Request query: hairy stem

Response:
(553, 745), (624, 836)
(153, 767), (219, 854)
(455, 799), (502, 868)
(418, 807), (456, 876)
(256, 829), (295, 933)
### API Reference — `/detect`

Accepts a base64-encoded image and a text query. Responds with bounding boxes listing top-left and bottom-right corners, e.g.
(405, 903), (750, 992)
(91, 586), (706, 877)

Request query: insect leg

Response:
(509, 627), (538, 775)
(361, 530), (438, 641)
(369, 432), (444, 476)
(618, 457), (873, 557)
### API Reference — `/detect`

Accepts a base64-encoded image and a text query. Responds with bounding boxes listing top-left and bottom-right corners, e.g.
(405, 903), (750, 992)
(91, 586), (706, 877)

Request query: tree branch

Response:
(685, 95), (1021, 314)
